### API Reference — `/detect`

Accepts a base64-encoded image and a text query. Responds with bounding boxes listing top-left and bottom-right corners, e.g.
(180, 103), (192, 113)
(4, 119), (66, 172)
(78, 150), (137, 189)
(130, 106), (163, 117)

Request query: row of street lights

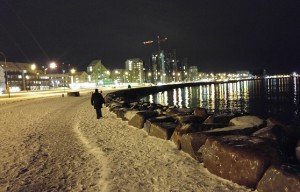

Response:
(0, 55), (76, 96)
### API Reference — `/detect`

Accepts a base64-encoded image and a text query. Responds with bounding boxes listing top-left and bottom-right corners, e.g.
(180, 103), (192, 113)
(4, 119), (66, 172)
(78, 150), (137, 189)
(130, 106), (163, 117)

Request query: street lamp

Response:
(70, 68), (76, 87)
(49, 62), (57, 69)
(0, 51), (10, 97)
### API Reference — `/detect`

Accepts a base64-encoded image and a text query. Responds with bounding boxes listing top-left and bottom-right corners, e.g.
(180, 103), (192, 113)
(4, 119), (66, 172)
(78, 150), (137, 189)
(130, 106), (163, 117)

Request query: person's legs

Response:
(96, 109), (101, 119)
(99, 108), (102, 117)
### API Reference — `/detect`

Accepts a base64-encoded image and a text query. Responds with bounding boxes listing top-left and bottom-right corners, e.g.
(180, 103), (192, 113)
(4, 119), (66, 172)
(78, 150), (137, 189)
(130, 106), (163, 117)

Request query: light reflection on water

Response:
(142, 77), (300, 123)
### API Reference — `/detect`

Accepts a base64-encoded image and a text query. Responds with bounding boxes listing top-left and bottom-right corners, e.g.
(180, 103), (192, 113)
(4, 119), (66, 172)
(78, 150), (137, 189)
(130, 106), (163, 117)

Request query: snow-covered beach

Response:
(0, 92), (253, 191)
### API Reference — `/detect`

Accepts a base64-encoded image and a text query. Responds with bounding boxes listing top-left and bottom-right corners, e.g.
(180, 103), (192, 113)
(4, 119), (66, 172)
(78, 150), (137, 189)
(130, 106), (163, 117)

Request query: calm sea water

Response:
(142, 77), (300, 124)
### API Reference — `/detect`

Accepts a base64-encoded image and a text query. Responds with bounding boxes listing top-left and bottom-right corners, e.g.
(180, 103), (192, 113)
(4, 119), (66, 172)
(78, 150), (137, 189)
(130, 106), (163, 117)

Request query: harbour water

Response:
(142, 77), (300, 124)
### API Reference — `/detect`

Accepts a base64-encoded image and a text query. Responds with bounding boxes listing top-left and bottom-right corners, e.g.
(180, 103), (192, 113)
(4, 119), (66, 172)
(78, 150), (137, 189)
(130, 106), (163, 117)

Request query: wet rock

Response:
(251, 126), (277, 141)
(143, 116), (175, 134)
(257, 164), (300, 192)
(128, 111), (159, 129)
(149, 121), (178, 140)
(171, 123), (199, 149)
(180, 132), (209, 161)
(271, 125), (299, 164)
(193, 107), (208, 119)
(208, 113), (236, 125)
(200, 135), (281, 188)
(203, 115), (214, 124)
(174, 115), (206, 125)
(165, 107), (193, 116)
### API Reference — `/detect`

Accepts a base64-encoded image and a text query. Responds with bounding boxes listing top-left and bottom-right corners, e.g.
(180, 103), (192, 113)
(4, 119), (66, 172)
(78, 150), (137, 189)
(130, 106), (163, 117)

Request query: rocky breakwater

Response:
(105, 90), (300, 191)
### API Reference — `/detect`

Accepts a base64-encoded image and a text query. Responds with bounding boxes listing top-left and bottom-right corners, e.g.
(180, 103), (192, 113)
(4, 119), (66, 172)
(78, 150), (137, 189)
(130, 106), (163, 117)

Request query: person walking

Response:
(91, 89), (105, 119)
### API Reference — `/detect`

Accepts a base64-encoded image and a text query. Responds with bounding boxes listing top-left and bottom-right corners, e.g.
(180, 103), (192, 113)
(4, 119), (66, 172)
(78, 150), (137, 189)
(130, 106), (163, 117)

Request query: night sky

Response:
(1, 0), (299, 74)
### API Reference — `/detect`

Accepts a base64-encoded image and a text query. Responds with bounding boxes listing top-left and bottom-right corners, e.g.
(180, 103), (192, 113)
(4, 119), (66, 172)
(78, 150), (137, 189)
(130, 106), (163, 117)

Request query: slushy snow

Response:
(0, 92), (254, 191)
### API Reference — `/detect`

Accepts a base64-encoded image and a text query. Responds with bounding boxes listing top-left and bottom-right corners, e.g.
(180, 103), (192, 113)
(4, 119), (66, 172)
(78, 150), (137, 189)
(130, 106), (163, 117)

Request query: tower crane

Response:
(143, 36), (167, 84)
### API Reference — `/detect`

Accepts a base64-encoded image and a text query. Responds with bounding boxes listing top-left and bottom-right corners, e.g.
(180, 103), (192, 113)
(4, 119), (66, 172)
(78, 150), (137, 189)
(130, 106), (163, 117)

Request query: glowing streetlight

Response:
(70, 68), (76, 85)
(49, 62), (57, 69)
(31, 63), (36, 71)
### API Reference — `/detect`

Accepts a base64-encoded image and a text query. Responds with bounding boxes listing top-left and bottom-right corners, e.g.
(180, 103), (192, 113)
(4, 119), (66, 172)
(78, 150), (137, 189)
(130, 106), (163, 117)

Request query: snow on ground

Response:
(0, 92), (254, 192)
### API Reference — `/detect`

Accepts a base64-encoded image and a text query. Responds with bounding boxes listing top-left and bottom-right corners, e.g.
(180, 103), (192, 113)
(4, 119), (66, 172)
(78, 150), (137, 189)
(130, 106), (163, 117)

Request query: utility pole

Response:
(143, 35), (167, 84)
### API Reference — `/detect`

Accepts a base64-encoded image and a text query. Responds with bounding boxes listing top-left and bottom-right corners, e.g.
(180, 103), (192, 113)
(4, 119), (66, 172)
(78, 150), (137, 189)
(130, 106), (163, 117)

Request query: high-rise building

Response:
(164, 49), (178, 82)
(189, 66), (198, 81)
(125, 58), (144, 83)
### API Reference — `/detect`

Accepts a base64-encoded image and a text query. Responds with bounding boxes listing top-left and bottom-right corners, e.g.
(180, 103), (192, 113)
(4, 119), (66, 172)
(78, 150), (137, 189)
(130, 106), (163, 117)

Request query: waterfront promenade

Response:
(0, 89), (252, 191)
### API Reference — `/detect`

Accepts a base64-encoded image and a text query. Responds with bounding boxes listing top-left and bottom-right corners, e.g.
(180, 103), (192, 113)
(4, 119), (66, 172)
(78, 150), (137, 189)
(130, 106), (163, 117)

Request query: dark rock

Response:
(149, 121), (178, 140)
(143, 116), (175, 134)
(171, 123), (199, 149)
(193, 107), (208, 119)
(128, 111), (159, 129)
(197, 123), (227, 131)
(165, 107), (193, 116)
(181, 132), (209, 161)
(200, 135), (281, 188)
(208, 113), (236, 125)
(173, 115), (206, 125)
(251, 126), (277, 141)
(257, 164), (300, 192)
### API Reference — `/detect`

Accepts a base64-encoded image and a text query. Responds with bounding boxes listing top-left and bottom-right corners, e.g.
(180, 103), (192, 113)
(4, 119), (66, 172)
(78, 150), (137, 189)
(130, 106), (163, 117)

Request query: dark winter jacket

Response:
(91, 92), (105, 109)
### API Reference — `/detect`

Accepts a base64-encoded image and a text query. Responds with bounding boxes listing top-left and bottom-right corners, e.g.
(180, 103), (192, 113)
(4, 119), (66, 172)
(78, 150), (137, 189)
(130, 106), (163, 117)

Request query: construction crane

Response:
(143, 35), (167, 54)
(143, 35), (168, 84)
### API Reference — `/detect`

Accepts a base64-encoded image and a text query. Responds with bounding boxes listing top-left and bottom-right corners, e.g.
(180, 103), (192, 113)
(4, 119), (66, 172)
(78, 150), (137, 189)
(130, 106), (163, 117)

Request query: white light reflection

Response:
(149, 94), (153, 104)
(163, 91), (168, 106)
(184, 87), (189, 107)
(199, 85), (203, 107)
(210, 84), (215, 111)
(173, 88), (178, 107)
(178, 88), (183, 108)
(293, 77), (298, 105)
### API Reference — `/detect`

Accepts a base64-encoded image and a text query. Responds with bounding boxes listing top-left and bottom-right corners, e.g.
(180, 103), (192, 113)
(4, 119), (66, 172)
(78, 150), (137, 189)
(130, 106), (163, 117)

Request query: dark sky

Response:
(1, 0), (300, 74)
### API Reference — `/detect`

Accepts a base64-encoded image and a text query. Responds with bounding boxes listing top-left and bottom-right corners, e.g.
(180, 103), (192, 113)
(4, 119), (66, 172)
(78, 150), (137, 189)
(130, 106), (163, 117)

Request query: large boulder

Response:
(251, 126), (277, 141)
(200, 135), (281, 188)
(171, 123), (199, 149)
(149, 121), (178, 140)
(143, 116), (175, 134)
(257, 164), (300, 192)
(204, 113), (236, 125)
(123, 110), (139, 121)
(165, 107), (194, 116)
(253, 125), (300, 164)
(193, 107), (208, 119)
(173, 115), (206, 125)
(128, 111), (158, 129)
(180, 132), (209, 161)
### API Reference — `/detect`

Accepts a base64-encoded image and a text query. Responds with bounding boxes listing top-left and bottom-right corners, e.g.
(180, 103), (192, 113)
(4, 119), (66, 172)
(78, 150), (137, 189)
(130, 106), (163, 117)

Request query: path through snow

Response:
(0, 93), (253, 191)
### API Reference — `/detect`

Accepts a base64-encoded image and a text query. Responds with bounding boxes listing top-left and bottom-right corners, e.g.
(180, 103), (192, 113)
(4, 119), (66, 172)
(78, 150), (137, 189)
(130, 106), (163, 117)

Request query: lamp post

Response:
(0, 51), (10, 97)
(30, 64), (36, 90)
(49, 62), (57, 89)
